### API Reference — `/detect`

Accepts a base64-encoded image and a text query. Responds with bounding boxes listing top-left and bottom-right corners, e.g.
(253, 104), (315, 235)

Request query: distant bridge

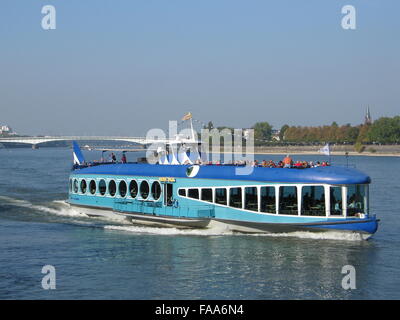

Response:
(0, 136), (197, 146)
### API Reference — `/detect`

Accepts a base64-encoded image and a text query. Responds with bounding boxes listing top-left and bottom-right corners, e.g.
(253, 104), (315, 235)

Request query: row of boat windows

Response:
(69, 178), (162, 201)
(178, 185), (367, 216)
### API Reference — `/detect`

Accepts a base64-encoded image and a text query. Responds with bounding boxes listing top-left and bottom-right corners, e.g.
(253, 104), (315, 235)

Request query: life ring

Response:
(173, 200), (179, 208)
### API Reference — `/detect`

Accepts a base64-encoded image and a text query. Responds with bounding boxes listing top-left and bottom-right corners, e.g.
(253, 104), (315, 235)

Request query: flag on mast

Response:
(319, 143), (330, 156)
(182, 112), (192, 121)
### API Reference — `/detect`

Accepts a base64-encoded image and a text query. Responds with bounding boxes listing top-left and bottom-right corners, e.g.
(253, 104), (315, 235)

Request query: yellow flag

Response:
(182, 112), (192, 121)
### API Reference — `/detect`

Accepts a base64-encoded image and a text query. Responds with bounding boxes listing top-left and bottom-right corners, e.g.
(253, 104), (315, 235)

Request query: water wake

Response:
(253, 230), (369, 241)
(104, 225), (368, 240)
(103, 224), (234, 236)
(0, 196), (368, 240)
(0, 195), (86, 218)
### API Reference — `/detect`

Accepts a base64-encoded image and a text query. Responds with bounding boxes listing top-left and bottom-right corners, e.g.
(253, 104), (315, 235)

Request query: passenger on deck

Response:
(111, 153), (117, 163)
(121, 153), (127, 163)
(283, 155), (293, 168)
(261, 160), (268, 167)
(268, 160), (276, 168)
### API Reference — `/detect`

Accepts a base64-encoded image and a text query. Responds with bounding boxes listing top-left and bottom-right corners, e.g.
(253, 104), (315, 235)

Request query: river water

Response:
(0, 148), (399, 299)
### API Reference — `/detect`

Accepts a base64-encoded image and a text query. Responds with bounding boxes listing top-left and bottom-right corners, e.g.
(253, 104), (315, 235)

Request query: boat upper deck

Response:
(71, 163), (371, 185)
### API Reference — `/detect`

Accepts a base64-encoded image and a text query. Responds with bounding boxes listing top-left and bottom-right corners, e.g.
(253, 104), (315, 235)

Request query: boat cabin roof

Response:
(72, 163), (371, 185)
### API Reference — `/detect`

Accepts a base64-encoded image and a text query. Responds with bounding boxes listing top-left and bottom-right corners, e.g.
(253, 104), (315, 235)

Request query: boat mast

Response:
(189, 117), (196, 142)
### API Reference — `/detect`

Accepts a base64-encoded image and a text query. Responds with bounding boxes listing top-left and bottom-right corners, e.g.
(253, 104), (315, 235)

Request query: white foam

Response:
(252, 230), (370, 241)
(0, 196), (87, 217)
(104, 225), (369, 240)
(104, 224), (234, 236)
(1, 196), (370, 241)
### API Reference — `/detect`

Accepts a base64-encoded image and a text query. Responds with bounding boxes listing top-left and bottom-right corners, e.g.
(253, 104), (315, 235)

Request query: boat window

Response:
(330, 186), (342, 215)
(260, 186), (276, 213)
(215, 188), (227, 205)
(119, 180), (127, 198)
(188, 188), (199, 199)
(99, 179), (106, 195)
(151, 181), (162, 201)
(164, 183), (173, 206)
(129, 180), (138, 198)
(347, 185), (366, 216)
(229, 187), (242, 208)
(301, 186), (325, 216)
(140, 181), (150, 199)
(279, 186), (298, 215)
(69, 179), (72, 192)
(89, 180), (96, 195)
(201, 188), (213, 202)
(245, 187), (258, 211)
(108, 180), (117, 197)
(178, 189), (186, 197)
(73, 179), (79, 193)
(80, 179), (87, 194)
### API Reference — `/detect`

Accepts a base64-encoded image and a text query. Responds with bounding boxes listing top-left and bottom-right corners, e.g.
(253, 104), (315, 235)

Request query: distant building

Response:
(364, 106), (372, 125)
(271, 129), (281, 141)
(243, 128), (280, 142)
(0, 125), (16, 135)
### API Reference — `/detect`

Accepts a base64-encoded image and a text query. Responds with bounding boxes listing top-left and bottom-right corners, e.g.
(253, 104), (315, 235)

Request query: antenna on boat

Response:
(182, 112), (196, 142)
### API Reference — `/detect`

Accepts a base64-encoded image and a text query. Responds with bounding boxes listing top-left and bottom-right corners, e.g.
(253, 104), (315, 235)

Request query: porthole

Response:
(80, 179), (87, 194)
(99, 179), (107, 196)
(151, 181), (162, 201)
(108, 180), (117, 197)
(73, 179), (79, 193)
(89, 180), (96, 195)
(140, 181), (149, 200)
(119, 180), (127, 198)
(129, 180), (138, 198)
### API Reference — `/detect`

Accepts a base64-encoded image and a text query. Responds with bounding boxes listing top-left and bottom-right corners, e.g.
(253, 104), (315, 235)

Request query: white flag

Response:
(319, 143), (330, 156)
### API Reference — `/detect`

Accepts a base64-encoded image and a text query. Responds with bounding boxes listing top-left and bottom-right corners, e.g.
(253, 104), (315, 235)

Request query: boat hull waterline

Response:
(68, 202), (379, 239)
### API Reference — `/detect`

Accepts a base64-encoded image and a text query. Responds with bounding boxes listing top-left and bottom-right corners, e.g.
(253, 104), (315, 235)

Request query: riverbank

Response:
(251, 145), (400, 157)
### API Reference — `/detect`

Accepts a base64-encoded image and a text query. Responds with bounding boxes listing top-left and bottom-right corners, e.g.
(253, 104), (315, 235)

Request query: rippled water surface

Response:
(0, 148), (399, 299)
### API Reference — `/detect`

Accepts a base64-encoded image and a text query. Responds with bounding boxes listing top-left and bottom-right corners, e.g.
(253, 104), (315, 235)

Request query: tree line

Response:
(204, 115), (400, 145)
(280, 116), (400, 144)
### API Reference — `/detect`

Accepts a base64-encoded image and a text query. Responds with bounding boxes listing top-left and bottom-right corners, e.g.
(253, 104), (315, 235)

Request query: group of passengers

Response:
(250, 155), (330, 168)
(91, 152), (127, 165)
(190, 155), (330, 168)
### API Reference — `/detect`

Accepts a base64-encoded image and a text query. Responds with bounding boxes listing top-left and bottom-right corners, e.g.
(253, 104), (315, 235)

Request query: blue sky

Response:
(0, 0), (399, 136)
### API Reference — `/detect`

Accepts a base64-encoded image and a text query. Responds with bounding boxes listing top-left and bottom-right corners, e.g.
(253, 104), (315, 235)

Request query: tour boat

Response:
(67, 122), (379, 239)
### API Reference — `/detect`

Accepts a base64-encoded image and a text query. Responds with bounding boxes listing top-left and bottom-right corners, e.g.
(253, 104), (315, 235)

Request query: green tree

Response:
(367, 116), (400, 143)
(279, 124), (289, 141)
(252, 122), (273, 145)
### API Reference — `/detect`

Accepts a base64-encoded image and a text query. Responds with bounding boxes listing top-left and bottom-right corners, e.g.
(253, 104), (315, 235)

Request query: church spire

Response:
(364, 106), (372, 125)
